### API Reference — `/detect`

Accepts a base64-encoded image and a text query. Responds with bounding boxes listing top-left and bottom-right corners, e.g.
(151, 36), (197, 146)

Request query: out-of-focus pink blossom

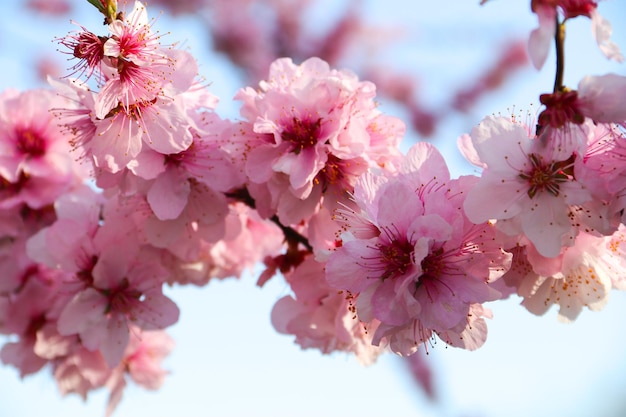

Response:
(272, 257), (382, 365)
(577, 73), (626, 123)
(53, 347), (111, 400)
(26, 0), (71, 16)
(105, 327), (174, 416)
(528, 0), (622, 69)
(0, 89), (84, 209)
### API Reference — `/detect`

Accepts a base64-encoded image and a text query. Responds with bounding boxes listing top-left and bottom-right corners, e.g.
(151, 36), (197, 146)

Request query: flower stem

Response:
(553, 18), (566, 92)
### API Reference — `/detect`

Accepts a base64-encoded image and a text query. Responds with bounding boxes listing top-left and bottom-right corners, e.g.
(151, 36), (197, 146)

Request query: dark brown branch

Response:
(225, 187), (313, 253)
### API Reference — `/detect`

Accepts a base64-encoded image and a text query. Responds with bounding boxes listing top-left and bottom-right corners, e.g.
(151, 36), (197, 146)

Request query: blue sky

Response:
(1, 1), (626, 416)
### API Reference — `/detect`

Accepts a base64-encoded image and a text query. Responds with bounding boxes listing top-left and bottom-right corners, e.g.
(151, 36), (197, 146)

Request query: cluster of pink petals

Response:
(325, 143), (511, 355)
(3, 1), (626, 414)
(233, 57), (404, 225)
(461, 71), (626, 319)
(0, 181), (178, 413)
(0, 89), (86, 209)
(461, 116), (593, 258)
(500, 229), (623, 322)
(271, 257), (382, 365)
(55, 1), (208, 176)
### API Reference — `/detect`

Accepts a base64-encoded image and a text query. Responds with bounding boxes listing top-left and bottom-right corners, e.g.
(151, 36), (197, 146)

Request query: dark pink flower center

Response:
(102, 277), (142, 315)
(74, 32), (105, 60)
(103, 97), (156, 120)
(314, 153), (347, 193)
(281, 117), (322, 154)
(16, 128), (46, 157)
(378, 238), (414, 280)
(77, 255), (98, 286)
(164, 149), (188, 167)
(518, 153), (575, 198)
(0, 173), (29, 196)
(115, 24), (152, 60)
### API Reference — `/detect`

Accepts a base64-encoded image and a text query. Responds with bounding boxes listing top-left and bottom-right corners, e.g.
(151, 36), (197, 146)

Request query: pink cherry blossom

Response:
(26, 185), (102, 274)
(589, 8), (624, 63)
(56, 245), (179, 367)
(105, 327), (175, 416)
(162, 202), (284, 285)
(53, 347), (111, 400)
(57, 23), (106, 82)
(0, 265), (64, 377)
(502, 230), (614, 322)
(528, 3), (557, 70)
(326, 143), (510, 354)
(55, 15), (205, 176)
(144, 115), (244, 221)
(271, 256), (382, 364)
(575, 122), (626, 230)
(462, 116), (594, 258)
(103, 1), (165, 67)
(234, 57), (403, 224)
(0, 89), (84, 209)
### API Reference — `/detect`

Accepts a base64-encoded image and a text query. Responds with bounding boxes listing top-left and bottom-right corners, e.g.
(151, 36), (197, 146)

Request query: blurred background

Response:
(1, 0), (626, 416)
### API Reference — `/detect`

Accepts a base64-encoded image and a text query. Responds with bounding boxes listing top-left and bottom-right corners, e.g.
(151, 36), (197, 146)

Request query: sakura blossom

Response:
(577, 73), (626, 124)
(0, 89), (85, 209)
(233, 56), (403, 225)
(105, 327), (175, 416)
(326, 143), (511, 355)
(55, 3), (205, 176)
(501, 230), (617, 322)
(461, 116), (595, 258)
(55, 244), (179, 367)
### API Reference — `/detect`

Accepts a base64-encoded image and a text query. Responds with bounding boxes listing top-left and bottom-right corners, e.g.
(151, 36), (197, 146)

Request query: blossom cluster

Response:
(0, 0), (625, 414)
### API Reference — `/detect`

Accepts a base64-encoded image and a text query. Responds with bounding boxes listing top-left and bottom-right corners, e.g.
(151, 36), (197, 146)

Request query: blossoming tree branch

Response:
(0, 0), (624, 414)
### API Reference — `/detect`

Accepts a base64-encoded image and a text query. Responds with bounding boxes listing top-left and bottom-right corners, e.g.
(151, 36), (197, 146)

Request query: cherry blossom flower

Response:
(56, 244), (179, 367)
(144, 114), (244, 221)
(105, 327), (175, 416)
(53, 347), (111, 400)
(57, 23), (106, 82)
(0, 89), (82, 209)
(234, 57), (403, 225)
(502, 230), (616, 322)
(26, 185), (102, 275)
(55, 50), (203, 175)
(326, 143), (510, 355)
(0, 265), (65, 377)
(462, 116), (594, 258)
(575, 121), (626, 229)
